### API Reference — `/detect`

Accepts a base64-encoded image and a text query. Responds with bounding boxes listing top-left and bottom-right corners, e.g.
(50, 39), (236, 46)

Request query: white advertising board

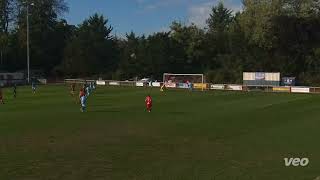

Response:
(210, 84), (225, 90)
(96, 80), (106, 85)
(136, 82), (144, 87)
(228, 85), (243, 91)
(109, 82), (120, 86)
(165, 82), (176, 88)
(291, 87), (310, 93)
(152, 82), (161, 87)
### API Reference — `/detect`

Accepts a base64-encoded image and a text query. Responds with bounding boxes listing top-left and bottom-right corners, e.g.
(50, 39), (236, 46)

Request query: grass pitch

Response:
(1, 85), (320, 180)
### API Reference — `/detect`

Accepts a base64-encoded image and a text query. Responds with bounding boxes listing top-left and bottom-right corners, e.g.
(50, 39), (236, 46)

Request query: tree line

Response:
(1, 0), (320, 85)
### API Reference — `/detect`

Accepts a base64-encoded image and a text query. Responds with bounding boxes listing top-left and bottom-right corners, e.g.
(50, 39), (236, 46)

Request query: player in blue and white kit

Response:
(89, 82), (94, 93)
(90, 82), (93, 90)
(32, 81), (36, 94)
(86, 84), (90, 96)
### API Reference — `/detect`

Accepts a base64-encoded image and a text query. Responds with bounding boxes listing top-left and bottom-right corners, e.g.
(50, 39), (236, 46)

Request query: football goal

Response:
(162, 73), (205, 90)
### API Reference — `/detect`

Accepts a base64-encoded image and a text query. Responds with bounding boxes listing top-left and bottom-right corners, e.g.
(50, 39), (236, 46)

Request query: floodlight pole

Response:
(202, 74), (204, 91)
(26, 0), (30, 84)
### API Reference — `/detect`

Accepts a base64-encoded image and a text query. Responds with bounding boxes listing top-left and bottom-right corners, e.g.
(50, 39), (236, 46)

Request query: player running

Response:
(79, 88), (87, 112)
(0, 88), (4, 104)
(13, 84), (17, 98)
(145, 94), (152, 112)
(90, 82), (93, 90)
(86, 84), (90, 96)
(160, 84), (166, 92)
(32, 81), (36, 94)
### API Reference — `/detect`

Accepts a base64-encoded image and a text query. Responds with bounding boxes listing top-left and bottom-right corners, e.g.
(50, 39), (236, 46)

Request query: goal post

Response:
(162, 73), (205, 90)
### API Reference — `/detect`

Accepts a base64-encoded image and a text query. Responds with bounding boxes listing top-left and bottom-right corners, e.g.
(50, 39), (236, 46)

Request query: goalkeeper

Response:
(160, 84), (166, 92)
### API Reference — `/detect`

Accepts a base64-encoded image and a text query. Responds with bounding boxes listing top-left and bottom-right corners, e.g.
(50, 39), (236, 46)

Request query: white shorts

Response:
(80, 96), (86, 107)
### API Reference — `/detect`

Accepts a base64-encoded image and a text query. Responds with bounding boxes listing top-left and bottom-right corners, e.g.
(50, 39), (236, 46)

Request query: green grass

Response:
(1, 85), (320, 180)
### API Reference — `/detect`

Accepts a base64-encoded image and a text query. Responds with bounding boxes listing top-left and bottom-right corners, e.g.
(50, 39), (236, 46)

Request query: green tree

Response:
(169, 21), (205, 73)
(0, 0), (16, 69)
(62, 14), (116, 77)
(204, 2), (235, 78)
(284, 0), (320, 17)
(206, 1), (233, 34)
(116, 32), (147, 80)
(144, 32), (172, 79)
(15, 0), (68, 74)
(0, 0), (15, 33)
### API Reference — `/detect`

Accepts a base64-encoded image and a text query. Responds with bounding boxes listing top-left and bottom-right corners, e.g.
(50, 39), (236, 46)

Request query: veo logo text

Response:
(284, 158), (309, 167)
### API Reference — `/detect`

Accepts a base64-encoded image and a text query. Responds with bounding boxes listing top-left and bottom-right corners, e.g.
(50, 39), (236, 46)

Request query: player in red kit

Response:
(145, 95), (152, 112)
(79, 88), (87, 112)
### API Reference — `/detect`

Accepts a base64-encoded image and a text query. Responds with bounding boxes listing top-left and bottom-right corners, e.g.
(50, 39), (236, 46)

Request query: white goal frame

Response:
(163, 73), (205, 90)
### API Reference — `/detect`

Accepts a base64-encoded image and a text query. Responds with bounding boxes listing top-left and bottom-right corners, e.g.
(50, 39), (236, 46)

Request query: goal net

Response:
(163, 73), (205, 89)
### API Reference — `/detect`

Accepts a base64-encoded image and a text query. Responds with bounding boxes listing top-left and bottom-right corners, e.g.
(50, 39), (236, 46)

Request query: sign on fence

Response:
(136, 82), (144, 87)
(38, 79), (47, 84)
(64, 79), (320, 95)
(226, 85), (242, 91)
(165, 82), (176, 88)
(109, 82), (120, 86)
(177, 83), (189, 89)
(152, 82), (161, 87)
(211, 84), (225, 90)
(193, 83), (207, 89)
(273, 87), (290, 92)
(96, 80), (106, 85)
(291, 87), (310, 93)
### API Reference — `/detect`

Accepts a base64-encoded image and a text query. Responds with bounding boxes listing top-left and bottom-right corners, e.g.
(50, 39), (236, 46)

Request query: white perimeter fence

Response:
(64, 79), (320, 94)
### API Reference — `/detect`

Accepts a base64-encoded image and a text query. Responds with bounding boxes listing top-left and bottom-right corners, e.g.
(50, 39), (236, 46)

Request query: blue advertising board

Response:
(177, 83), (189, 89)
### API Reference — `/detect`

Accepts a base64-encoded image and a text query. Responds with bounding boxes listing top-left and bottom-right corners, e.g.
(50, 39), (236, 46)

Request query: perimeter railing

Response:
(64, 79), (320, 94)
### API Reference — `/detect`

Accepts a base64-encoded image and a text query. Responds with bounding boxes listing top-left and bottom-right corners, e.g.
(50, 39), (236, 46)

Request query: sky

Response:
(64, 0), (243, 36)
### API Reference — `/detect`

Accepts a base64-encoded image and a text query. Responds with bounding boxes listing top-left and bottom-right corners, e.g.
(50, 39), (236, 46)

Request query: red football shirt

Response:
(79, 90), (85, 97)
(145, 96), (152, 105)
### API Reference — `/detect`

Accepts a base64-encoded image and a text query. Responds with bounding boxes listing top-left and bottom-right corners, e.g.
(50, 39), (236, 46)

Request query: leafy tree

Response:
(0, 0), (16, 33)
(0, 0), (320, 85)
(116, 32), (147, 80)
(144, 32), (172, 79)
(0, 0), (16, 69)
(62, 14), (116, 77)
(15, 0), (68, 74)
(206, 1), (234, 34)
(170, 21), (205, 73)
